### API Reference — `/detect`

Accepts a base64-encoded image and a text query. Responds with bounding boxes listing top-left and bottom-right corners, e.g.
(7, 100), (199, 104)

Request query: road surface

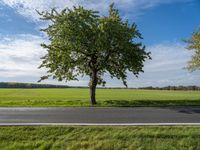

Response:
(1, 107), (200, 125)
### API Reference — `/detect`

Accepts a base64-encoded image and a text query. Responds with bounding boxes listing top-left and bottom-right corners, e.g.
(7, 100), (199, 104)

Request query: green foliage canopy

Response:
(186, 27), (200, 71)
(38, 4), (150, 87)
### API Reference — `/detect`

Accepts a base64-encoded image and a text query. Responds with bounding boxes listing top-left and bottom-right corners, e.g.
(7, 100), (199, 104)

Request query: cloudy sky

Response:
(0, 0), (199, 87)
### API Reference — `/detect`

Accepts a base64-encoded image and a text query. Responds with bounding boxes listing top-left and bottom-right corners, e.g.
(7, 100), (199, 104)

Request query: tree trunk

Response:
(90, 70), (97, 105)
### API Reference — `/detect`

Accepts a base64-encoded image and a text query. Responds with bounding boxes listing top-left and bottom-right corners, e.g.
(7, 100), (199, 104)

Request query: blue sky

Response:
(0, 0), (199, 87)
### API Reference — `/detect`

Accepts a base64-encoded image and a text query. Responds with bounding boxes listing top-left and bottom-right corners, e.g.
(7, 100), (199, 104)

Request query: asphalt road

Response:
(1, 107), (200, 125)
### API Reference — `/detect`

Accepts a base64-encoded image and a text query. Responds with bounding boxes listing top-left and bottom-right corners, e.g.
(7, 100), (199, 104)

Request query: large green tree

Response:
(38, 4), (150, 105)
(186, 27), (200, 71)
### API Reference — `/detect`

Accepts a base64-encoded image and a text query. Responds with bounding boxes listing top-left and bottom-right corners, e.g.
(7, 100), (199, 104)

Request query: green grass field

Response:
(1, 126), (200, 150)
(0, 88), (199, 107)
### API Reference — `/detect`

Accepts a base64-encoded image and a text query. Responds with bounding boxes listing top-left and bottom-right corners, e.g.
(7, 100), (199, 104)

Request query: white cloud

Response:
(0, 34), (45, 78)
(0, 34), (90, 86)
(125, 43), (200, 87)
(0, 0), (193, 21)
(144, 43), (191, 72)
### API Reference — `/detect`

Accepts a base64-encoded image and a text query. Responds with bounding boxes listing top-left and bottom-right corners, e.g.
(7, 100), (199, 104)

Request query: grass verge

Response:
(0, 126), (200, 150)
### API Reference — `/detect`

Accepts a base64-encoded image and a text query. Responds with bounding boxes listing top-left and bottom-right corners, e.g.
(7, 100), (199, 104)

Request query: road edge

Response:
(1, 123), (200, 126)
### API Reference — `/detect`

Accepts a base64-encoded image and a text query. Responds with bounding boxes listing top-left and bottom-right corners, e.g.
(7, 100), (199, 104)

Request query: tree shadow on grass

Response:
(100, 99), (200, 115)
(100, 99), (200, 107)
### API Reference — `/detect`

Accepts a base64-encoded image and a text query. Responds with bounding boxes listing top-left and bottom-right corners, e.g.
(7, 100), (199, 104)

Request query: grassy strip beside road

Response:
(0, 88), (199, 107)
(0, 126), (200, 149)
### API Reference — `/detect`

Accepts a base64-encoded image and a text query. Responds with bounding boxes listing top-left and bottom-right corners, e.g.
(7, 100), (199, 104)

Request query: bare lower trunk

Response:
(90, 85), (97, 105)
(90, 70), (97, 105)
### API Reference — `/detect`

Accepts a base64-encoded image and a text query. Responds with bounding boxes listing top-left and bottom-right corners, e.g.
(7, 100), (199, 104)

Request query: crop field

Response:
(0, 126), (200, 150)
(0, 88), (199, 107)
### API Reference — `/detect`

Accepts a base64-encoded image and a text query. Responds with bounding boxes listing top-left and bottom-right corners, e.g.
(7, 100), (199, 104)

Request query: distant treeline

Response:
(138, 86), (200, 91)
(0, 82), (69, 88)
(0, 82), (199, 90)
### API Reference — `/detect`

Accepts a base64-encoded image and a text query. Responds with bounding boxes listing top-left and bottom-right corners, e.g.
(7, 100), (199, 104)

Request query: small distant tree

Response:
(185, 27), (200, 71)
(38, 4), (150, 105)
